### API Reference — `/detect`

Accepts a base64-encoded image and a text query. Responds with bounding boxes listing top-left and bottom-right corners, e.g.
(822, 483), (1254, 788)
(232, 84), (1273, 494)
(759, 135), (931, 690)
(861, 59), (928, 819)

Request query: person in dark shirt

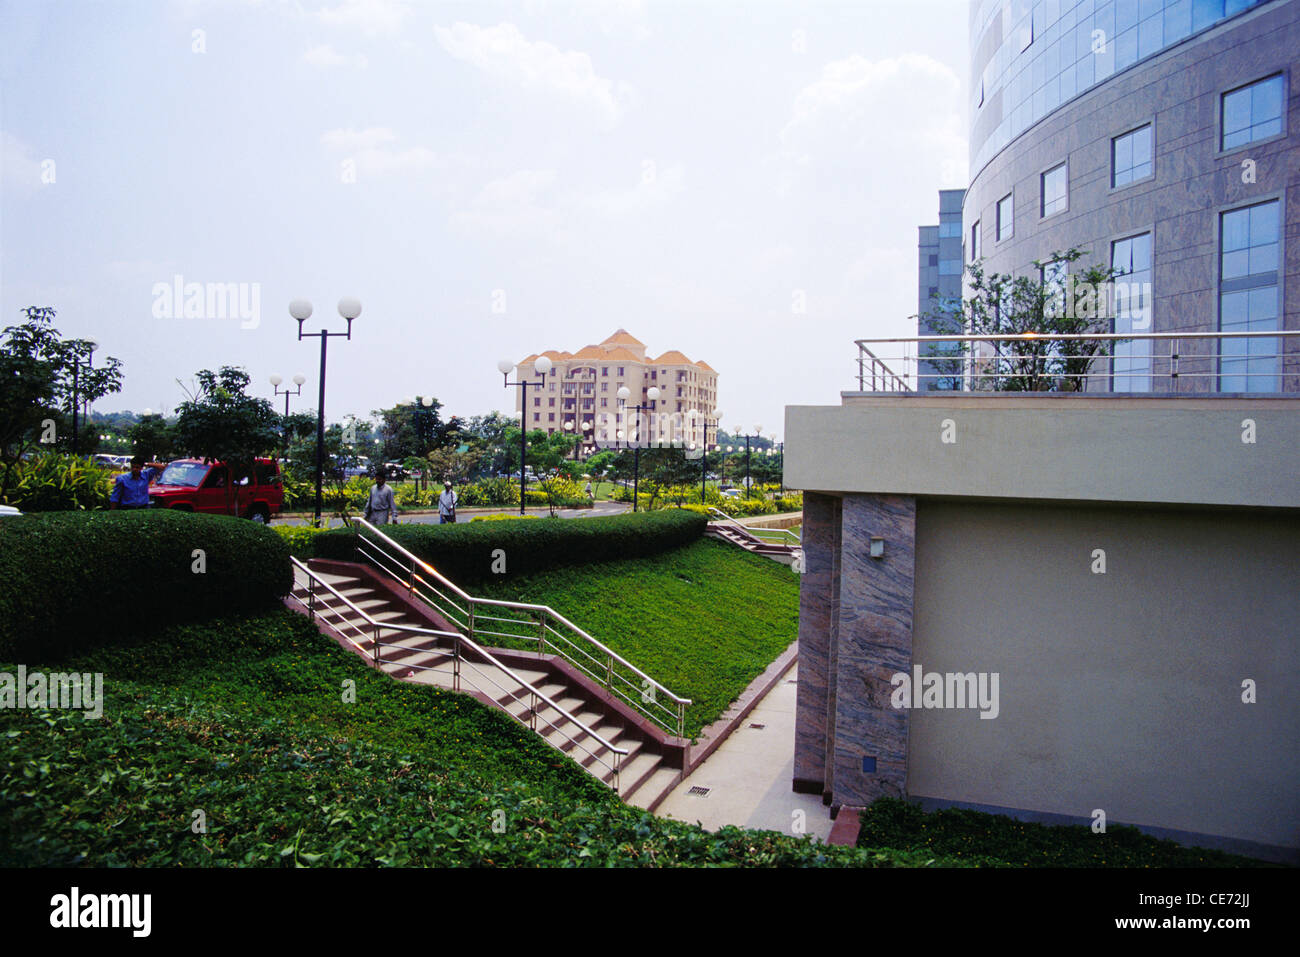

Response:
(110, 456), (164, 509)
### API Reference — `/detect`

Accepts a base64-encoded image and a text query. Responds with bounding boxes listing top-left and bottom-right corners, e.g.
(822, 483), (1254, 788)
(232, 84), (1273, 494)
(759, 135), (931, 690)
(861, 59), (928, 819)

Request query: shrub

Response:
(775, 493), (803, 512)
(272, 523), (329, 558)
(0, 510), (292, 660)
(469, 513), (541, 522)
(1, 453), (115, 512)
(458, 477), (518, 507)
(314, 509), (706, 583)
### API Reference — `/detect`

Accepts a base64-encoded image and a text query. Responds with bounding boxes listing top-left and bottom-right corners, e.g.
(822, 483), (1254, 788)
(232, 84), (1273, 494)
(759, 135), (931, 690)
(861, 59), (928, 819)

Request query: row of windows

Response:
(970, 0), (1269, 176)
(973, 71), (1285, 258)
(1029, 198), (1281, 392)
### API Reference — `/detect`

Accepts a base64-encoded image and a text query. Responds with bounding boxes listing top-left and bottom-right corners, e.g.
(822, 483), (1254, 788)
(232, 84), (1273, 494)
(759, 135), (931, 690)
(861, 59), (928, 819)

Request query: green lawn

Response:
(857, 798), (1274, 868)
(472, 537), (800, 739)
(0, 609), (956, 868)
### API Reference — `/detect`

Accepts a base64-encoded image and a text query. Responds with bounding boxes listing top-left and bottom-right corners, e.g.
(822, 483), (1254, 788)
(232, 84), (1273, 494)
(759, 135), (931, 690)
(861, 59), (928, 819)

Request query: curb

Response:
(684, 640), (799, 776)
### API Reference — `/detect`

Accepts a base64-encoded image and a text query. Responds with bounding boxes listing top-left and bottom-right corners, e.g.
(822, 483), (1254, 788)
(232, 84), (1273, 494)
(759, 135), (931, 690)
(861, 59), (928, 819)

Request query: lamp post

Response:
(617, 385), (660, 513)
(499, 357), (554, 514)
(400, 395), (435, 492)
(290, 297), (360, 527)
(270, 374), (306, 461)
(738, 425), (763, 494)
(688, 409), (723, 505)
(69, 338), (97, 455)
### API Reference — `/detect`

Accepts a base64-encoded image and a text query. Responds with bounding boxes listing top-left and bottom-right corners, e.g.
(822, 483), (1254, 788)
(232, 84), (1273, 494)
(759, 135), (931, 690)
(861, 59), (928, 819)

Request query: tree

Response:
(128, 413), (177, 461)
(172, 367), (281, 515)
(424, 446), (484, 488)
(373, 398), (459, 461)
(922, 248), (1122, 392)
(1, 307), (123, 499)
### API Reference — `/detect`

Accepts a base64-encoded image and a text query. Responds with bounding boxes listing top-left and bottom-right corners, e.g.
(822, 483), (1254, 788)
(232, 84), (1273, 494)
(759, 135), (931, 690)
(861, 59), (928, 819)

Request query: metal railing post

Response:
(453, 636), (461, 692)
(605, 654), (613, 692)
(537, 613), (546, 655)
(373, 623), (381, 666)
(467, 599), (476, 643)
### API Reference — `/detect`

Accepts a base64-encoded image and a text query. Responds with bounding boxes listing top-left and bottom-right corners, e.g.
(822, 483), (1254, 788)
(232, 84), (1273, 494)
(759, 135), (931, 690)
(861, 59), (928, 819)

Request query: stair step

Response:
(624, 764), (683, 810)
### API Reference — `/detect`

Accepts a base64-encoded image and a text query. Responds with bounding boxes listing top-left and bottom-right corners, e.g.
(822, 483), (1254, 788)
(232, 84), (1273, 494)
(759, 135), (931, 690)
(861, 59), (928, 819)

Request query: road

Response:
(272, 500), (630, 528)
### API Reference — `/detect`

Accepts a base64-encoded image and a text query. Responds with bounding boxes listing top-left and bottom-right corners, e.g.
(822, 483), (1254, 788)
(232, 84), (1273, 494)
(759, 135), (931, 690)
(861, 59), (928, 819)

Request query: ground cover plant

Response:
(856, 797), (1274, 867)
(0, 609), (964, 867)
(472, 537), (800, 738)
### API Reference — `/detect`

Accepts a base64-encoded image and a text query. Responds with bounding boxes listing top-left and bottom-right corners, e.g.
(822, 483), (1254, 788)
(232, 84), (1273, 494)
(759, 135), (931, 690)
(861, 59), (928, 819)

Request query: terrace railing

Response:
(855, 330), (1300, 394)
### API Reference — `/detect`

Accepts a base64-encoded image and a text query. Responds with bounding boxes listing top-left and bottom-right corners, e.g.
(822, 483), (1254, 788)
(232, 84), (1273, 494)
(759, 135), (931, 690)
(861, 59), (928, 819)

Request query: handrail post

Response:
(307, 576), (316, 618)
(530, 687), (538, 730)
(373, 623), (381, 667)
(453, 635), (461, 692)
(605, 654), (612, 693)
(677, 702), (684, 740)
(537, 612), (545, 655)
(467, 599), (476, 643)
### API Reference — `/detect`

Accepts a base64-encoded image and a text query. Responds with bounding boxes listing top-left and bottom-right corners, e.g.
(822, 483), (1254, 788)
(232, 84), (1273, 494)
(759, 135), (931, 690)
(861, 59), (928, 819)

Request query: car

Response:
(0, 504), (22, 518)
(720, 488), (743, 499)
(147, 458), (284, 523)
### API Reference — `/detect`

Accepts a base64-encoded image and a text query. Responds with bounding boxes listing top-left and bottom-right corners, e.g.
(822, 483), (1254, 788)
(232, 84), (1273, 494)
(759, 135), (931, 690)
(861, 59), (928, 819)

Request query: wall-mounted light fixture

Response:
(869, 537), (885, 559)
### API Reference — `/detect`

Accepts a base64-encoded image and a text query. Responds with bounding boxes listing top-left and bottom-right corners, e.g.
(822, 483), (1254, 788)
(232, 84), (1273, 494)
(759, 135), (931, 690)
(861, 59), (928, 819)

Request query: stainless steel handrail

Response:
(350, 519), (692, 738)
(705, 506), (800, 548)
(857, 330), (1300, 393)
(289, 557), (627, 785)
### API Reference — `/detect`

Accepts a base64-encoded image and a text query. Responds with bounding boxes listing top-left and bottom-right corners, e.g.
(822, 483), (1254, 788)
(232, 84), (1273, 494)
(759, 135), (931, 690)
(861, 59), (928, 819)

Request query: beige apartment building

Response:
(515, 330), (719, 456)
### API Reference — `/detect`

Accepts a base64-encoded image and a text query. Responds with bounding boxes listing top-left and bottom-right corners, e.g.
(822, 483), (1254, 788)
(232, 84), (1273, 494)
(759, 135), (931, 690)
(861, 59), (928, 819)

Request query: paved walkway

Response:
(655, 664), (833, 842)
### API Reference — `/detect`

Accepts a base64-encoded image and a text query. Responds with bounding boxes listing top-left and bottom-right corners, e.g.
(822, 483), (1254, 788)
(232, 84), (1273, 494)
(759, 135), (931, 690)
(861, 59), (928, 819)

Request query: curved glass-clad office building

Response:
(963, 0), (1299, 392)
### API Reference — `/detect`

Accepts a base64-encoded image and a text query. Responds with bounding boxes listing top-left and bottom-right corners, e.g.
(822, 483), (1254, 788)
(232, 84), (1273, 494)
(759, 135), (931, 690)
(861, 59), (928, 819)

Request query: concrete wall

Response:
(786, 396), (1300, 509)
(910, 499), (1300, 855)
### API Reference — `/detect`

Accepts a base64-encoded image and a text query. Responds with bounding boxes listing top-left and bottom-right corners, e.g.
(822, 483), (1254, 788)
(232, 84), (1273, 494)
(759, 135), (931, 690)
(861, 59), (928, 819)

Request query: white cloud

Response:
(315, 0), (409, 37)
(319, 126), (436, 176)
(450, 169), (563, 238)
(301, 42), (368, 69)
(781, 53), (966, 174)
(433, 22), (623, 126)
(580, 162), (684, 216)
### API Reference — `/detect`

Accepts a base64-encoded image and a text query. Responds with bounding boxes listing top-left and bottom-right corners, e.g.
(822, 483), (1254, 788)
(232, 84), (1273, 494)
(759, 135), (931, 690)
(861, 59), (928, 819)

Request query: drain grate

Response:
(749, 723), (766, 730)
(687, 786), (711, 797)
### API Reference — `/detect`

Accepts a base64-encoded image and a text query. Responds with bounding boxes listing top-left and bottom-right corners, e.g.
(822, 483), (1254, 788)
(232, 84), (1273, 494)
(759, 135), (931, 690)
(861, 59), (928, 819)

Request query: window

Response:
(533, 413), (540, 422)
(928, 254), (939, 266)
(1041, 258), (1068, 317)
(1111, 233), (1153, 392)
(939, 221), (961, 238)
(939, 259), (963, 275)
(548, 413), (555, 422)
(1221, 74), (1284, 150)
(927, 285), (939, 299)
(600, 382), (607, 391)
(970, 221), (980, 262)
(1219, 200), (1280, 392)
(617, 367), (624, 376)
(533, 397), (540, 407)
(1041, 163), (1067, 217)
(601, 367), (608, 376)
(1111, 124), (1152, 187)
(548, 398), (555, 406)
(601, 398), (607, 408)
(996, 193), (1013, 241)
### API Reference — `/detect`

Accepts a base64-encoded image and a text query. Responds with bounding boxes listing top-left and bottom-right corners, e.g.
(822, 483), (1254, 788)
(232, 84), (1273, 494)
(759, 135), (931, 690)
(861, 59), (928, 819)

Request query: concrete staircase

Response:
(289, 561), (685, 810)
(706, 521), (800, 557)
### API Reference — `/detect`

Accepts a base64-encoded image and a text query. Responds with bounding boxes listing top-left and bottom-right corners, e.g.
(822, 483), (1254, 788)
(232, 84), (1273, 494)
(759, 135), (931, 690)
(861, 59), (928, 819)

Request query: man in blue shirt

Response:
(110, 456), (164, 509)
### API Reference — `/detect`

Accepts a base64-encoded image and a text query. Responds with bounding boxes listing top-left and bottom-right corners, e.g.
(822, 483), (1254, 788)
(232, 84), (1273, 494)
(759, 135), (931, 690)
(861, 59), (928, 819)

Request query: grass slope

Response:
(0, 609), (960, 867)
(857, 798), (1275, 868)
(471, 538), (800, 738)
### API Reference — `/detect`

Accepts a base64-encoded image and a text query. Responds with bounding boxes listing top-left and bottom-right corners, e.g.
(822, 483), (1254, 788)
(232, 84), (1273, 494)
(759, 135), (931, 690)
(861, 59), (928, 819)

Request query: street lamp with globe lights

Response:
(499, 356), (554, 514)
(270, 373), (306, 461)
(70, 337), (98, 454)
(290, 297), (360, 527)
(616, 385), (659, 512)
(687, 408), (723, 504)
(738, 425), (763, 494)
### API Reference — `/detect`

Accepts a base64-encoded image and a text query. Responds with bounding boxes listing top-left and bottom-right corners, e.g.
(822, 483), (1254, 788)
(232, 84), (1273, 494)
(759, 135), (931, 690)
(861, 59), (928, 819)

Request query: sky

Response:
(0, 0), (969, 442)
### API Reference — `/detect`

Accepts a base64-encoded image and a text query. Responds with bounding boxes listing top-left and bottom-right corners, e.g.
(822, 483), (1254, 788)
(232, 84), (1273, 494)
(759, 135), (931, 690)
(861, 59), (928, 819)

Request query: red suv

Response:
(148, 458), (284, 523)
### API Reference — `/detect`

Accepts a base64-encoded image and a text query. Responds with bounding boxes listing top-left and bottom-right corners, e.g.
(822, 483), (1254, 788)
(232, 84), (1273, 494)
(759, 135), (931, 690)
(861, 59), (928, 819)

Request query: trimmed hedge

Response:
(315, 509), (706, 584)
(0, 510), (292, 660)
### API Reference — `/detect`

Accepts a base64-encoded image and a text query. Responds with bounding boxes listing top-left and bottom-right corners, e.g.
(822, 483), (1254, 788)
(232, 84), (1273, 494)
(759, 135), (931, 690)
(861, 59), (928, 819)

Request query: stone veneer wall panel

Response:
(827, 493), (916, 808)
(792, 492), (838, 792)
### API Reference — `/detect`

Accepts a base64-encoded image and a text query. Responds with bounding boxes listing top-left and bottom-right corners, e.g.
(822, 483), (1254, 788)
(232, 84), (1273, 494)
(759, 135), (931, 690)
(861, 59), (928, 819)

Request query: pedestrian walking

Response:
(363, 468), (398, 525)
(438, 480), (458, 524)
